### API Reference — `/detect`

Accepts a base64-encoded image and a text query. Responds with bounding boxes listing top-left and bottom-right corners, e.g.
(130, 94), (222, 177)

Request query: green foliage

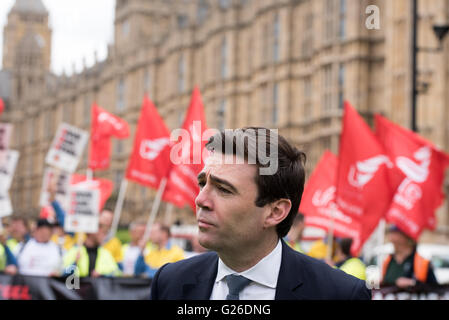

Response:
(116, 228), (130, 244)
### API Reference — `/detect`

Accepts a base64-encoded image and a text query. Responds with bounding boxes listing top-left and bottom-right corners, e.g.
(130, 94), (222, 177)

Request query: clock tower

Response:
(2, 0), (52, 101)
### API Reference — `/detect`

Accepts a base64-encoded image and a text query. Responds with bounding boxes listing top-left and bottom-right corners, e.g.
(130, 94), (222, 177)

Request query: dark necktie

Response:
(226, 274), (252, 300)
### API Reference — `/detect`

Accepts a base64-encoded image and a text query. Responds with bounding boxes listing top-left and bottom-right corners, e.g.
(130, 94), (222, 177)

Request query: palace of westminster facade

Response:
(1, 0), (449, 242)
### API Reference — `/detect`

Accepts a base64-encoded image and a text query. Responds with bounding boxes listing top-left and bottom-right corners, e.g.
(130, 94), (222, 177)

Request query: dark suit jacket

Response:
(150, 240), (371, 300)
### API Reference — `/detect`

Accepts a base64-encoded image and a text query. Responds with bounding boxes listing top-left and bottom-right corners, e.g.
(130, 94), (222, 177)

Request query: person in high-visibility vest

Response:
(48, 184), (77, 253)
(284, 212), (305, 253)
(133, 222), (184, 278)
(332, 238), (366, 280)
(0, 241), (18, 275)
(63, 231), (121, 278)
(98, 209), (123, 263)
(308, 236), (339, 262)
(381, 225), (437, 288)
(47, 183), (123, 263)
(6, 216), (30, 255)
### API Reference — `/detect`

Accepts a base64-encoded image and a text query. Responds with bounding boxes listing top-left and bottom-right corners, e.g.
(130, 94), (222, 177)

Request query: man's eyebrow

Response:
(197, 172), (206, 182)
(209, 174), (239, 194)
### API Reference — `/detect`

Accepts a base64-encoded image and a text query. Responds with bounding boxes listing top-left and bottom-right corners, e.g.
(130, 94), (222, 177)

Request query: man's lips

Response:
(197, 218), (215, 229)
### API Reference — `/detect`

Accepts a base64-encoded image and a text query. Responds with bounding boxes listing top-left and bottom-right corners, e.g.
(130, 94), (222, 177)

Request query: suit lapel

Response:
(182, 253), (218, 300)
(275, 240), (305, 300)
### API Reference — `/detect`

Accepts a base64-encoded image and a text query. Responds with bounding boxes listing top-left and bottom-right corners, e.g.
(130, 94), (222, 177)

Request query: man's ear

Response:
(263, 199), (292, 229)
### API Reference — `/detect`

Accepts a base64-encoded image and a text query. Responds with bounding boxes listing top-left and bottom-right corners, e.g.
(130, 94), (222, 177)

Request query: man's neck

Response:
(218, 234), (279, 273)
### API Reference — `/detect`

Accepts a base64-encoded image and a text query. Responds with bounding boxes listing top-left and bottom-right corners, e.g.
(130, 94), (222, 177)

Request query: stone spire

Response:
(11, 0), (48, 15)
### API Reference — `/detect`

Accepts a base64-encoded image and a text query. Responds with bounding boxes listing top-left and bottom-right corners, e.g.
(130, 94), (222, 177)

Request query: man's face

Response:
(195, 152), (269, 253)
(34, 226), (52, 243)
(388, 231), (411, 250)
(130, 224), (146, 243)
(149, 224), (161, 244)
(99, 210), (113, 233)
(86, 232), (101, 247)
(10, 220), (27, 239)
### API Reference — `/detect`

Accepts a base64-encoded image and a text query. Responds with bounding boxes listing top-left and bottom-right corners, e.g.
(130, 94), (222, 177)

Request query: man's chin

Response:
(197, 233), (217, 251)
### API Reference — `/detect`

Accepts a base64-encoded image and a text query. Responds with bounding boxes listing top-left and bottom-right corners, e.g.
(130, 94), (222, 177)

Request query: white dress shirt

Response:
(210, 239), (282, 300)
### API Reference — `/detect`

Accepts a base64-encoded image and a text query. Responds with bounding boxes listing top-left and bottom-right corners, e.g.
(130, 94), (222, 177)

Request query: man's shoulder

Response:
(158, 251), (217, 275)
(151, 251), (218, 300)
(282, 246), (371, 299)
(106, 237), (122, 247)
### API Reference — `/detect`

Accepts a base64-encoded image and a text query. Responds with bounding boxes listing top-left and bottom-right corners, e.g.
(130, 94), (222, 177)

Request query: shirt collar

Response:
(215, 239), (282, 289)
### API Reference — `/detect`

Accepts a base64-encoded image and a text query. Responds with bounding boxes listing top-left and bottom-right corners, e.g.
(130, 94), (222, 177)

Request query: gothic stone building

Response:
(1, 0), (449, 242)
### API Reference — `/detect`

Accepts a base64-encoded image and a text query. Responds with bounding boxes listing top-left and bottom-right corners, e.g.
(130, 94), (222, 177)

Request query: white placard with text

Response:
(45, 123), (88, 173)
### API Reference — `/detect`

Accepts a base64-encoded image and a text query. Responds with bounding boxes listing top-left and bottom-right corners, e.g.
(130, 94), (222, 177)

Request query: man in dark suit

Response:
(151, 127), (371, 300)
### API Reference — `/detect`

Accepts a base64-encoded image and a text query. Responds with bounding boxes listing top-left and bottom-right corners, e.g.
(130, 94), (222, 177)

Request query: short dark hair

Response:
(338, 238), (353, 257)
(36, 219), (53, 229)
(206, 127), (306, 238)
(101, 207), (114, 213)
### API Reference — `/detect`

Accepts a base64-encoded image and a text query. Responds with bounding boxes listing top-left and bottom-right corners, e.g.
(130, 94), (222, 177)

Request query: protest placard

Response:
(39, 167), (71, 210)
(0, 149), (19, 192)
(64, 187), (100, 233)
(45, 123), (88, 173)
(0, 192), (12, 217)
(0, 123), (13, 167)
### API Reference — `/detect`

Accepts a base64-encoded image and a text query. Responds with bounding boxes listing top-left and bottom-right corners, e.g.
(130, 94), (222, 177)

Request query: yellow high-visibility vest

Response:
(339, 257), (367, 280)
(0, 244), (6, 271)
(63, 245), (121, 277)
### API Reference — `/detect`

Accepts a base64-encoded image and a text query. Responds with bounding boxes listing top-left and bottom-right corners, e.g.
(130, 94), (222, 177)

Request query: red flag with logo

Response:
(88, 103), (130, 170)
(336, 102), (396, 250)
(0, 98), (4, 116)
(125, 96), (171, 189)
(162, 86), (211, 211)
(71, 174), (114, 210)
(300, 151), (362, 255)
(375, 114), (449, 239)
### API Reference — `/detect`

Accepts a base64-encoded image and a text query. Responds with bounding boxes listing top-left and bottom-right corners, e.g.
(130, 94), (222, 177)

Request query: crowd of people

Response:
(0, 197), (439, 290)
(283, 213), (439, 287)
(0, 192), (200, 278)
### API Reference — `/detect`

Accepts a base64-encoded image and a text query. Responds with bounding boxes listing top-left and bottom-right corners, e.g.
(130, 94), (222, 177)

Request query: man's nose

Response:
(195, 186), (213, 212)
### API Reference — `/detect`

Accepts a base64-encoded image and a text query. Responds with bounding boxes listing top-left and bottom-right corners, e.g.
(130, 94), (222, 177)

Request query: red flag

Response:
(71, 174), (114, 211)
(125, 96), (171, 189)
(336, 102), (395, 249)
(163, 86), (211, 211)
(88, 104), (129, 170)
(39, 205), (55, 221)
(375, 114), (449, 239)
(300, 151), (362, 255)
(0, 98), (4, 116)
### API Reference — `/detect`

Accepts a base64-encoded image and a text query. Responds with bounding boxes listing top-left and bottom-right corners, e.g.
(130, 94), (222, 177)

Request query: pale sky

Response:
(0, 0), (115, 75)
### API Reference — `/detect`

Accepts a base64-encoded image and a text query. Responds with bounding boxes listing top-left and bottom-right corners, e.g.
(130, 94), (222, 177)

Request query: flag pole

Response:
(164, 203), (174, 225)
(86, 168), (93, 181)
(110, 178), (128, 239)
(326, 206), (336, 261)
(141, 177), (167, 250)
(376, 218), (386, 267)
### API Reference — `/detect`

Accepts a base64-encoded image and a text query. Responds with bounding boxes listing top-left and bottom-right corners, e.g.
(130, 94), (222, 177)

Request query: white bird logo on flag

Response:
(348, 155), (393, 188)
(139, 138), (170, 160)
